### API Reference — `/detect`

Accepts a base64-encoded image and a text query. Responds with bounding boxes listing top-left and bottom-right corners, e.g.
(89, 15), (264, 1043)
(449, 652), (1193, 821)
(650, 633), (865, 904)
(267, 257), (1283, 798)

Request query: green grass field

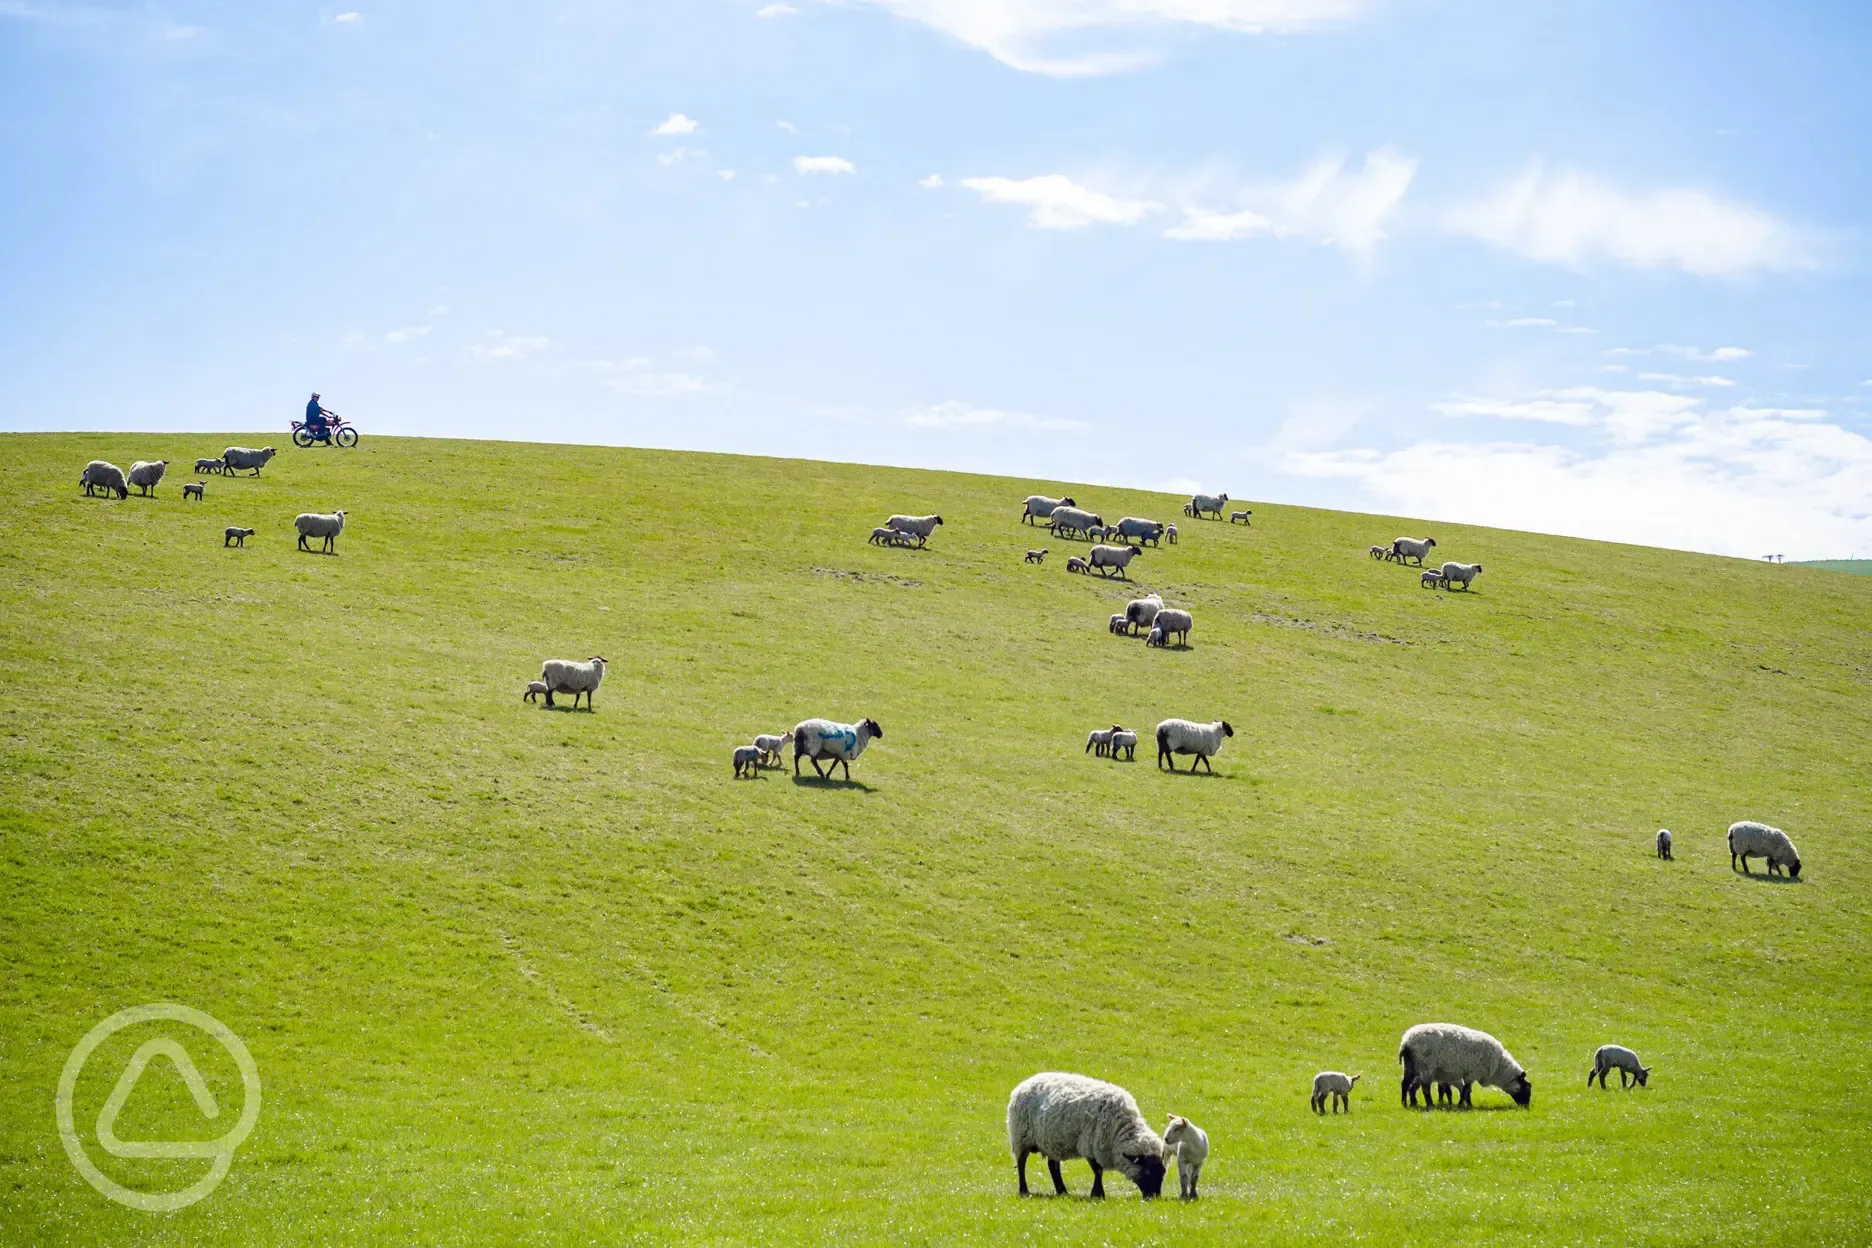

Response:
(1793, 560), (1872, 577)
(2, 432), (1868, 1245)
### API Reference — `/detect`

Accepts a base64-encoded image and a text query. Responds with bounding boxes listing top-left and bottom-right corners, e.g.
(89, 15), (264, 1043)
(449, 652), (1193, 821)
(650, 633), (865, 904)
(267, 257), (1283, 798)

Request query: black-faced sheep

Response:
(1007, 1072), (1165, 1200)
(1728, 820), (1800, 878)
(1398, 1023), (1531, 1109)
(793, 717), (882, 781)
(1156, 718), (1232, 772)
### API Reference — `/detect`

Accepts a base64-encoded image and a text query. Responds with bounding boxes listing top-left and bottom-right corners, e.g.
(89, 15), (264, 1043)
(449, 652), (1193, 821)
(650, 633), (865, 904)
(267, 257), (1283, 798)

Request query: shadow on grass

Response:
(789, 774), (876, 793)
(1735, 870), (1802, 885)
(538, 704), (596, 713)
(1156, 768), (1239, 779)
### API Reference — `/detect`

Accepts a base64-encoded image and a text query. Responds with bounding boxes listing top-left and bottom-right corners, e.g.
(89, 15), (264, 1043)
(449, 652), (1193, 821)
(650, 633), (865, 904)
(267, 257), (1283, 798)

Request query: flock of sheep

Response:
(1369, 534), (1484, 591)
(78, 447), (348, 553)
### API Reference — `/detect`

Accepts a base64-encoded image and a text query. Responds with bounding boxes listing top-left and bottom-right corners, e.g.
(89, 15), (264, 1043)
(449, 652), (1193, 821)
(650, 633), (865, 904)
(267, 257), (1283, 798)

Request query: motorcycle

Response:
(292, 414), (359, 448)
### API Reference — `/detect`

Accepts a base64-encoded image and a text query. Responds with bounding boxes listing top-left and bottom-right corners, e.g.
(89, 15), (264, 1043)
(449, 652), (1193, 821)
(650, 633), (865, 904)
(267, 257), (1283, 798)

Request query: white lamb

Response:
(194, 456), (225, 475)
(1066, 555), (1090, 574)
(1021, 494), (1076, 525)
(1420, 569), (1444, 588)
(1656, 828), (1673, 860)
(886, 514), (943, 546)
(1588, 1044), (1652, 1089)
(1152, 608), (1193, 647)
(539, 656), (606, 710)
(1229, 510), (1252, 525)
(1161, 1114), (1208, 1200)
(1727, 820), (1801, 878)
(1398, 1022), (1532, 1109)
(1165, 523), (1177, 544)
(127, 459), (170, 496)
(792, 717), (882, 780)
(295, 510), (347, 553)
(181, 482), (205, 501)
(1007, 1072), (1166, 1200)
(868, 526), (897, 545)
(1085, 727), (1115, 757)
(1025, 549), (1048, 564)
(1311, 1072), (1361, 1114)
(732, 745), (762, 778)
(221, 446), (277, 476)
(1108, 613), (1128, 636)
(1190, 492), (1229, 519)
(753, 731), (795, 766)
(523, 680), (549, 703)
(1392, 536), (1437, 565)
(1440, 561), (1482, 589)
(1145, 623), (1168, 648)
(1369, 544), (1388, 559)
(1108, 728), (1137, 761)
(1155, 718), (1232, 772)
(1088, 544), (1141, 578)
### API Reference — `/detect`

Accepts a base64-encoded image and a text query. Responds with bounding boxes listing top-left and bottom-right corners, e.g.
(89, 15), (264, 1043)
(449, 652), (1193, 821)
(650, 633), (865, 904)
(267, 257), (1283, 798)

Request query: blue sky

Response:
(3, 0), (1870, 557)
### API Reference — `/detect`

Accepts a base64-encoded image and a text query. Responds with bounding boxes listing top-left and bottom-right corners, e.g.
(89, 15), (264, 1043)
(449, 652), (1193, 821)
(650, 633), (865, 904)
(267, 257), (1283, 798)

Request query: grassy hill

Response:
(1793, 559), (1872, 576)
(2, 432), (1868, 1245)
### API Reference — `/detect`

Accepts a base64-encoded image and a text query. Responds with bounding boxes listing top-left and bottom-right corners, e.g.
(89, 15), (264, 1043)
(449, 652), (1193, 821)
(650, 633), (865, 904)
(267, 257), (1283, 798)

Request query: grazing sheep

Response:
(793, 717), (883, 781)
(1022, 494), (1076, 525)
(1392, 536), (1437, 566)
(1007, 1072), (1166, 1200)
(1728, 820), (1801, 878)
(753, 731), (795, 766)
(1229, 510), (1253, 525)
(79, 460), (129, 499)
(1085, 727), (1115, 757)
(1124, 594), (1164, 636)
(1108, 613), (1128, 636)
(1398, 1023), (1532, 1109)
(1146, 623), (1168, 648)
(1156, 718), (1233, 772)
(1440, 561), (1483, 590)
(1114, 517), (1165, 546)
(868, 526), (896, 545)
(194, 457), (225, 475)
(1025, 549), (1048, 564)
(1108, 728), (1137, 761)
(1089, 544), (1141, 579)
(1370, 544), (1388, 559)
(295, 509), (347, 553)
(732, 745), (762, 778)
(224, 526), (255, 547)
(1656, 828), (1673, 860)
(1420, 569), (1444, 588)
(182, 482), (204, 501)
(1065, 555), (1090, 574)
(1161, 1115), (1208, 1200)
(1588, 1045), (1651, 1089)
(1049, 506), (1103, 540)
(1311, 1072), (1361, 1114)
(1152, 608), (1193, 647)
(1165, 523), (1177, 545)
(539, 656), (607, 710)
(523, 680), (549, 703)
(127, 460), (170, 497)
(886, 514), (943, 546)
(221, 446), (278, 476)
(1190, 492), (1229, 519)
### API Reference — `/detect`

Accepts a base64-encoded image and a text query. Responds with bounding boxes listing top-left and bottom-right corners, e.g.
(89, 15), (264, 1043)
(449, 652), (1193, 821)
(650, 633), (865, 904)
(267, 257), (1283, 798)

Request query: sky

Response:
(2, 0), (1870, 558)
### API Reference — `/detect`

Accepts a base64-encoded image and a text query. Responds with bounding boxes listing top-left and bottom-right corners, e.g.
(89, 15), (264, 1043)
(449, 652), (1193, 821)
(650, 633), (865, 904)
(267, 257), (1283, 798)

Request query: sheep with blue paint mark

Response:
(793, 717), (883, 781)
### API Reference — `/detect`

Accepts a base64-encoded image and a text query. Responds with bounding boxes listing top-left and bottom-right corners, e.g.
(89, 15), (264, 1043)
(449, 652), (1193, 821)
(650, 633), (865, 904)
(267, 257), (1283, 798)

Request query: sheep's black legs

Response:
(1017, 1150), (1032, 1195)
(1458, 1083), (1473, 1108)
(810, 758), (828, 779)
(1047, 1158), (1067, 1196)
(836, 759), (851, 781)
(1088, 1161), (1105, 1199)
(1196, 755), (1212, 773)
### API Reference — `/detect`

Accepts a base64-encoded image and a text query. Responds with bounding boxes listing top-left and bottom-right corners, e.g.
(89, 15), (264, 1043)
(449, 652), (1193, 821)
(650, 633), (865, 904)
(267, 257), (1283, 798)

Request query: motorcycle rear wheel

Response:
(292, 428), (314, 447)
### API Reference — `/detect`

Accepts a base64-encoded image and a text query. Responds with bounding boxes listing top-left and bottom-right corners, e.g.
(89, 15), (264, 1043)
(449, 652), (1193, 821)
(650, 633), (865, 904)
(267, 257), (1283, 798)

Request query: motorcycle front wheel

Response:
(335, 427), (358, 447)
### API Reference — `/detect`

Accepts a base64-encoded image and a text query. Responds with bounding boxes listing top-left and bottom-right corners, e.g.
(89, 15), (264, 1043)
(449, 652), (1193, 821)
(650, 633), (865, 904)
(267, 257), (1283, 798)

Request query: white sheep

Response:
(1124, 594), (1164, 636)
(539, 656), (607, 710)
(1165, 523), (1177, 545)
(1025, 549), (1048, 564)
(194, 456), (225, 475)
(1022, 494), (1076, 525)
(1049, 506), (1103, 540)
(1229, 509), (1253, 525)
(1007, 1072), (1166, 1200)
(793, 717), (882, 781)
(886, 514), (943, 546)
(1085, 727), (1115, 757)
(182, 482), (204, 501)
(868, 526), (896, 545)
(753, 731), (795, 766)
(732, 745), (762, 778)
(1728, 820), (1801, 878)
(1440, 561), (1482, 590)
(1656, 828), (1673, 860)
(1398, 1023), (1532, 1109)
(1155, 718), (1232, 772)
(1190, 492), (1229, 519)
(80, 460), (129, 499)
(295, 509), (347, 553)
(127, 459), (170, 496)
(1089, 544), (1141, 578)
(1161, 1114), (1208, 1200)
(221, 446), (278, 476)
(1420, 569), (1444, 588)
(1588, 1045), (1651, 1089)
(1114, 517), (1163, 546)
(1108, 613), (1128, 636)
(523, 680), (549, 703)
(1108, 728), (1137, 761)
(1392, 536), (1437, 565)
(223, 526), (254, 547)
(1065, 555), (1090, 574)
(1146, 623), (1168, 647)
(1311, 1072), (1361, 1114)
(1152, 608), (1192, 647)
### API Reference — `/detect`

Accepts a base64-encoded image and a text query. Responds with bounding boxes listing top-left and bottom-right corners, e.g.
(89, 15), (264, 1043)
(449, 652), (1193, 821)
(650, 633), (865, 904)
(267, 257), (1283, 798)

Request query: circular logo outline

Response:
(56, 1003), (261, 1212)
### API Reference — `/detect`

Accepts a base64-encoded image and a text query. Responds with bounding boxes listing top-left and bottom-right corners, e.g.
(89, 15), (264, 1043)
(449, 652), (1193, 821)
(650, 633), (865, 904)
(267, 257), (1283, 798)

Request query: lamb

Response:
(1161, 1115), (1208, 1200)
(1152, 608), (1193, 647)
(1114, 517), (1164, 546)
(539, 656), (607, 710)
(1156, 718), (1232, 772)
(127, 460), (170, 496)
(1656, 828), (1673, 860)
(1183, 501), (1196, 517)
(1108, 613), (1128, 636)
(1025, 549), (1048, 564)
(523, 680), (549, 703)
(868, 526), (896, 545)
(1165, 523), (1177, 545)
(1311, 1072), (1361, 1114)
(1146, 623), (1168, 648)
(753, 731), (795, 766)
(1728, 820), (1801, 878)
(221, 446), (277, 476)
(1229, 510), (1253, 525)
(1190, 492), (1229, 519)
(295, 510), (347, 553)
(1439, 561), (1483, 590)
(1007, 1072), (1166, 1200)
(1065, 555), (1090, 574)
(182, 482), (204, 501)
(732, 745), (762, 778)
(80, 461), (129, 499)
(1049, 506), (1103, 540)
(194, 457), (225, 475)
(1021, 494), (1076, 525)
(886, 530), (918, 548)
(1420, 569), (1444, 588)
(793, 717), (883, 781)
(1084, 525), (1108, 543)
(886, 514), (943, 546)
(1085, 727), (1115, 757)
(1370, 544), (1388, 559)
(1588, 1045), (1651, 1089)
(1088, 544), (1141, 578)
(1124, 594), (1164, 636)
(1398, 1023), (1532, 1109)
(223, 526), (255, 547)
(1108, 728), (1137, 761)
(1392, 536), (1437, 566)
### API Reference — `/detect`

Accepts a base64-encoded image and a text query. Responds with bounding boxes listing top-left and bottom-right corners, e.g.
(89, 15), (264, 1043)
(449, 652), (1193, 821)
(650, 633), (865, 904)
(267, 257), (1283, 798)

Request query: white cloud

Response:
(470, 332), (550, 361)
(902, 401), (1088, 433)
(1434, 396), (1598, 427)
(1152, 477), (1207, 495)
(919, 173), (944, 188)
(333, 11), (361, 23)
(163, 23), (205, 39)
(384, 325), (431, 344)
(1660, 344), (1752, 362)
(717, 169), (737, 181)
(757, 2), (799, 14)
(1504, 317), (1557, 328)
(794, 155), (855, 175)
(651, 112), (699, 136)
(610, 371), (724, 397)
(776, 120), (798, 134)
(961, 174), (1156, 228)
(658, 146), (706, 166)
(850, 0), (1360, 76)
(1164, 208), (1271, 241)
(1639, 372), (1738, 388)
(1449, 166), (1811, 277)
(1169, 148), (1415, 256)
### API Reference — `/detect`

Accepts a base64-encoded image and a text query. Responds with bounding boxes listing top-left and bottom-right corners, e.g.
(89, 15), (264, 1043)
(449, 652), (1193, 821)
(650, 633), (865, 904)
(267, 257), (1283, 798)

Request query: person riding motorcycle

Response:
(305, 392), (334, 439)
